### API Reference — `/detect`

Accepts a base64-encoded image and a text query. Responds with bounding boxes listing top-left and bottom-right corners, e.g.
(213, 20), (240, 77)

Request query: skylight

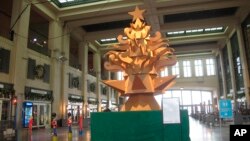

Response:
(97, 27), (225, 45)
(97, 37), (127, 45)
(52, 0), (103, 8)
(166, 27), (225, 37)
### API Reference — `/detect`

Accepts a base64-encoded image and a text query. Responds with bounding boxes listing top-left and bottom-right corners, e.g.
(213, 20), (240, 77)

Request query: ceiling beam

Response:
(174, 43), (218, 53)
(161, 16), (237, 32)
(67, 13), (130, 28)
(32, 0), (57, 21)
(157, 0), (249, 15)
(169, 34), (227, 45)
(84, 28), (124, 41)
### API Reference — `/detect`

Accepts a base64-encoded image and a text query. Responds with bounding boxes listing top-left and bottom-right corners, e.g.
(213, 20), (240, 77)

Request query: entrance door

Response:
(33, 103), (51, 128)
(33, 105), (38, 127)
(39, 105), (45, 126)
(39, 104), (50, 127)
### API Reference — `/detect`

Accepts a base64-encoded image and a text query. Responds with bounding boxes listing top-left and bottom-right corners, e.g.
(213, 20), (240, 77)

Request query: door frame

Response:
(26, 101), (51, 128)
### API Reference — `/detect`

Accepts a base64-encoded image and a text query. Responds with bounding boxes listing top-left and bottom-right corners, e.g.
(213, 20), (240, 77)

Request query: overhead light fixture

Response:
(53, 49), (67, 62)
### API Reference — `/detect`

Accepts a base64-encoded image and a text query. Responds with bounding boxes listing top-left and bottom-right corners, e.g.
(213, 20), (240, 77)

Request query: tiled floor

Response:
(14, 117), (230, 141)
(189, 117), (229, 141)
(16, 127), (91, 141)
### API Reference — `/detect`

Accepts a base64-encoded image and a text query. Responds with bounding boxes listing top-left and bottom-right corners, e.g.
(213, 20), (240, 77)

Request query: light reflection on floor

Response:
(17, 126), (90, 141)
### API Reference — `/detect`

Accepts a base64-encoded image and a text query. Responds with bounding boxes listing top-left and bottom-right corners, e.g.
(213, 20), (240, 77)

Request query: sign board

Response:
(219, 99), (233, 118)
(162, 98), (180, 124)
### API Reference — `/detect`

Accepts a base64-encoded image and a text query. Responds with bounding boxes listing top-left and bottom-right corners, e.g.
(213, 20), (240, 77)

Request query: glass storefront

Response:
(67, 102), (82, 123)
(32, 103), (51, 128)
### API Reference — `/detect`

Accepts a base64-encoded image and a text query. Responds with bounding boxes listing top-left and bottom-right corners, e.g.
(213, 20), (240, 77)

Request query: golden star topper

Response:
(128, 6), (145, 21)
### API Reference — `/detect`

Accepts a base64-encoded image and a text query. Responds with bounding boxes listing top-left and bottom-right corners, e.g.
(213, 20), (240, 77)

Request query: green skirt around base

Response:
(91, 110), (191, 141)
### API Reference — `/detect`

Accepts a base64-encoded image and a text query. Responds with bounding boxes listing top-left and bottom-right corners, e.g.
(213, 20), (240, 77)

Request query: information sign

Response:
(162, 98), (180, 124)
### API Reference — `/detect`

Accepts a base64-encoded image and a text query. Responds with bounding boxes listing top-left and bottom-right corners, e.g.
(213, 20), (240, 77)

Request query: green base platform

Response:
(91, 110), (190, 141)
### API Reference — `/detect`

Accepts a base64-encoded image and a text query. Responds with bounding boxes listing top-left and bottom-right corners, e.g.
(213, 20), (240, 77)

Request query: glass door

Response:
(33, 104), (38, 127)
(45, 104), (51, 127)
(39, 105), (45, 126)
(1, 101), (10, 120)
(33, 104), (51, 127)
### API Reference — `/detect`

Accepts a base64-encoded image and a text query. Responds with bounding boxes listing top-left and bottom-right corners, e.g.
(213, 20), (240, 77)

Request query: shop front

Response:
(0, 82), (15, 121)
(101, 99), (108, 111)
(87, 97), (98, 117)
(24, 87), (52, 128)
(67, 94), (83, 123)
(111, 101), (118, 111)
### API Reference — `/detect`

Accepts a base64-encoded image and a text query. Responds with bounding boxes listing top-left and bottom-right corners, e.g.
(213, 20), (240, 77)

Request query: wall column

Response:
(106, 71), (111, 109)
(219, 50), (227, 99)
(61, 26), (70, 119)
(48, 21), (63, 118)
(94, 52), (102, 112)
(236, 25), (250, 108)
(10, 0), (31, 129)
(227, 40), (237, 111)
(80, 42), (88, 117)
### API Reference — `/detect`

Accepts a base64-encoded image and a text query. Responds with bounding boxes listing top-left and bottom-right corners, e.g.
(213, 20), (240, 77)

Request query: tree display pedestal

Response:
(91, 110), (190, 141)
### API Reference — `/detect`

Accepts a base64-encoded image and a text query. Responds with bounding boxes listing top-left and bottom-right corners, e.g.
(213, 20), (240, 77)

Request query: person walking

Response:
(51, 113), (57, 136)
(78, 114), (83, 135)
(28, 116), (33, 135)
(67, 113), (72, 133)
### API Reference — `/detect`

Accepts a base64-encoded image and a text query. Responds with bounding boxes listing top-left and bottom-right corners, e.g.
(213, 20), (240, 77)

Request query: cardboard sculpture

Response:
(103, 6), (177, 111)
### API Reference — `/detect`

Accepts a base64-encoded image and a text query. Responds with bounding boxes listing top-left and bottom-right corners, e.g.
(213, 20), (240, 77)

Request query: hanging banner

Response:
(219, 99), (233, 118)
(162, 98), (180, 124)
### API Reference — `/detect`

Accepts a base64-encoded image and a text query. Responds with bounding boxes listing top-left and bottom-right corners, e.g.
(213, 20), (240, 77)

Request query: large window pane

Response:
(172, 62), (180, 77)
(117, 71), (123, 80)
(183, 61), (191, 77)
(164, 90), (172, 98)
(160, 67), (168, 77)
(206, 58), (215, 75)
(201, 91), (212, 104)
(172, 90), (182, 105)
(192, 91), (201, 105)
(182, 90), (192, 105)
(194, 60), (203, 77)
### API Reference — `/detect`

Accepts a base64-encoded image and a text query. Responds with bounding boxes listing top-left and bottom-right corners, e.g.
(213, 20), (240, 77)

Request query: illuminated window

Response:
(166, 27), (224, 37)
(183, 61), (191, 77)
(172, 62), (180, 77)
(194, 60), (203, 77)
(117, 71), (123, 80)
(160, 67), (168, 77)
(206, 58), (215, 75)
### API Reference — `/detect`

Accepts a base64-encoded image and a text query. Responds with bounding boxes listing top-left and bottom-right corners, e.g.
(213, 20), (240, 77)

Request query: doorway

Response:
(0, 100), (10, 120)
(32, 103), (51, 128)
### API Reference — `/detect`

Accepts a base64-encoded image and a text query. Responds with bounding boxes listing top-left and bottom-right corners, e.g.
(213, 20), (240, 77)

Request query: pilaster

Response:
(80, 42), (88, 117)
(94, 52), (102, 112)
(48, 20), (63, 118)
(236, 25), (250, 108)
(219, 50), (227, 99)
(61, 26), (70, 119)
(227, 40), (237, 110)
(10, 0), (31, 129)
